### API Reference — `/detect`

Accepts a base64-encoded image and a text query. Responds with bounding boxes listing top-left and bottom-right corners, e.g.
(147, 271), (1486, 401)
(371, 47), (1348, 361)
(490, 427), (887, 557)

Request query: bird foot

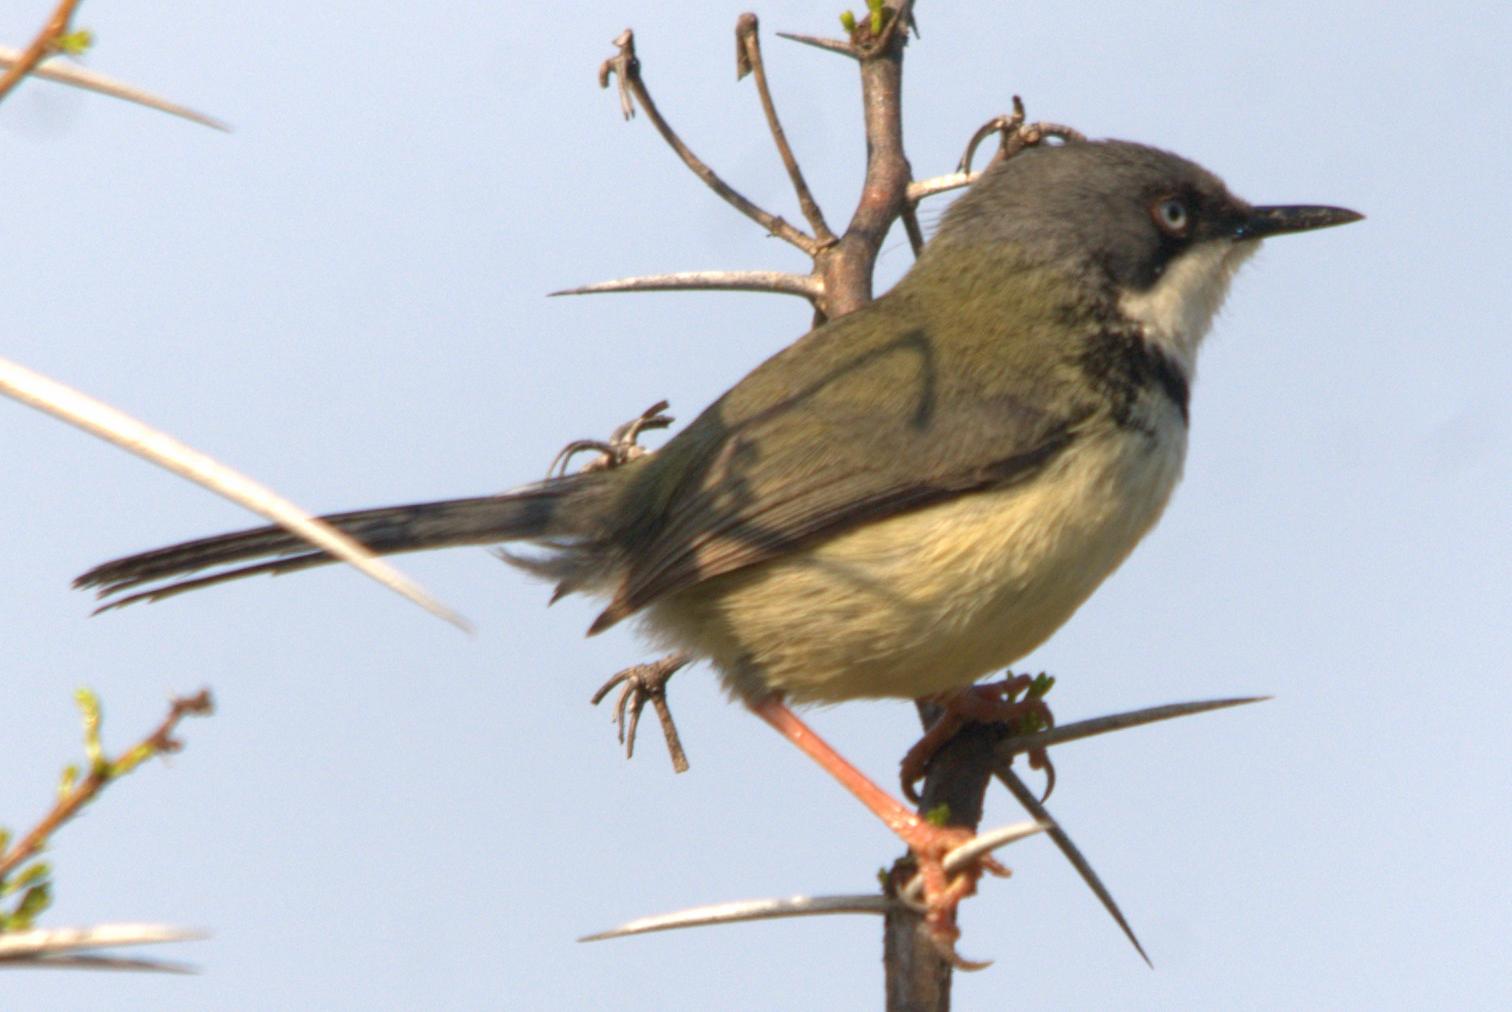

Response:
(749, 697), (1020, 966)
(900, 672), (1056, 804)
(547, 400), (674, 476)
(895, 821), (1012, 970)
(590, 652), (691, 772)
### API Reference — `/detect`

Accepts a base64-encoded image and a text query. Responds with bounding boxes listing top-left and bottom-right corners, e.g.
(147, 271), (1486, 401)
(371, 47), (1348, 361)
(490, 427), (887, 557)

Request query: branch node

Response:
(597, 28), (638, 120)
(0, 0), (84, 104)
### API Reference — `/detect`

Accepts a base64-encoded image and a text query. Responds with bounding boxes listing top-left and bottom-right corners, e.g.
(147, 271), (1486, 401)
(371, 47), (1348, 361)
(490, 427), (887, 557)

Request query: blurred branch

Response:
(0, 690), (211, 970)
(0, 357), (469, 631)
(0, 923), (204, 972)
(0, 0), (228, 129)
(0, 0), (84, 104)
(0, 689), (213, 887)
(0, 44), (229, 130)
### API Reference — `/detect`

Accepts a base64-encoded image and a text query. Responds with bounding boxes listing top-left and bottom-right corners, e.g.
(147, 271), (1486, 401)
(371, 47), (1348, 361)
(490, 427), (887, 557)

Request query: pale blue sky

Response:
(3, 2), (1508, 1009)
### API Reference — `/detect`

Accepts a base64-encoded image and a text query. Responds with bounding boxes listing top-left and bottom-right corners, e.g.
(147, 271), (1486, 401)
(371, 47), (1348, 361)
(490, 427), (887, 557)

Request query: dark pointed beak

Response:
(1237, 204), (1364, 240)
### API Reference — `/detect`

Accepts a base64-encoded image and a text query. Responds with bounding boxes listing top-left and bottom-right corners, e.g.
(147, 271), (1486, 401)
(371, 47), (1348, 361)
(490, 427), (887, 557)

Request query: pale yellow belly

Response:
(645, 423), (1186, 704)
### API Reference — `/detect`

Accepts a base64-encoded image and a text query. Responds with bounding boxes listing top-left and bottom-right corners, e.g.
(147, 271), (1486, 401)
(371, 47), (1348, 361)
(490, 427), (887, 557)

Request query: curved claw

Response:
(590, 653), (691, 772)
(901, 673), (1057, 802)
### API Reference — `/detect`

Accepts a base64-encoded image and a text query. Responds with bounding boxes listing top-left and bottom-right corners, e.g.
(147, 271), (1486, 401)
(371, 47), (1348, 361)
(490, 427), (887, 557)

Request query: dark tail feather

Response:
(75, 477), (594, 611)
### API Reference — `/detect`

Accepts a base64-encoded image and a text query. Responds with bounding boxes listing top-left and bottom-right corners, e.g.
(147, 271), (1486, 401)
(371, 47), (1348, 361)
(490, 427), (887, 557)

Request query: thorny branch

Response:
(568, 5), (1261, 1005)
(581, 697), (1262, 976)
(0, 43), (229, 129)
(902, 97), (1089, 254)
(564, 2), (1081, 323)
(0, 0), (84, 104)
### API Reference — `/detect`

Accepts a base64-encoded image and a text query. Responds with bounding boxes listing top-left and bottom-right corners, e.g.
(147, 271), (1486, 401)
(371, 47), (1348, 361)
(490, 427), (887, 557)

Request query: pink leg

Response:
(750, 696), (1005, 960)
(751, 695), (930, 838)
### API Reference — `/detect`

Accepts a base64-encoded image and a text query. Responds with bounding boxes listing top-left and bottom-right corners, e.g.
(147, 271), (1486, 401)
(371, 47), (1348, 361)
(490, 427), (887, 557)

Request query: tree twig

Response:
(958, 97), (1028, 174)
(0, 0), (84, 104)
(736, 14), (835, 246)
(599, 29), (818, 255)
(0, 690), (213, 884)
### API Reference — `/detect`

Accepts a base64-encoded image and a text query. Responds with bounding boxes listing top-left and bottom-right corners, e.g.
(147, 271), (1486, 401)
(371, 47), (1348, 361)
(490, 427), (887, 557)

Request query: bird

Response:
(75, 139), (1360, 955)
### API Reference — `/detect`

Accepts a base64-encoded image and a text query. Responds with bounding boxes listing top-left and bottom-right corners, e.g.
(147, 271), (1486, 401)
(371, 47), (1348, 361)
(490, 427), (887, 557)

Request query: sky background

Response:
(2, 2), (1508, 1009)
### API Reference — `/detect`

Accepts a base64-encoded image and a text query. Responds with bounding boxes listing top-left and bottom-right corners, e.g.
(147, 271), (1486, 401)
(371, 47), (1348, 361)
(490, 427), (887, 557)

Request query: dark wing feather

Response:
(588, 295), (1087, 632)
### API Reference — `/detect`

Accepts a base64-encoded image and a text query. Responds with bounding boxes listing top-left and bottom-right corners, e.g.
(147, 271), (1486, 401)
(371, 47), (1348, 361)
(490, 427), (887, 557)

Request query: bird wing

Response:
(590, 305), (1083, 631)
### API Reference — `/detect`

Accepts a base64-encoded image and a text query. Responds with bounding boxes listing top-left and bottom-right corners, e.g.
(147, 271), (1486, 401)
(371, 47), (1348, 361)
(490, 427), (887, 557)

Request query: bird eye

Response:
(1151, 197), (1190, 237)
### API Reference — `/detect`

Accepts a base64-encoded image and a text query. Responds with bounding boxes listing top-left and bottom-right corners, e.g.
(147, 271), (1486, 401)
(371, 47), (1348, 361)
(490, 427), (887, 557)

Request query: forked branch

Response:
(599, 28), (819, 255)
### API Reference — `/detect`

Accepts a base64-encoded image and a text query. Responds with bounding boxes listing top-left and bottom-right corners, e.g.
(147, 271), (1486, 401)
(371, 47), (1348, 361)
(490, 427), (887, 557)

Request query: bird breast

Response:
(645, 414), (1188, 704)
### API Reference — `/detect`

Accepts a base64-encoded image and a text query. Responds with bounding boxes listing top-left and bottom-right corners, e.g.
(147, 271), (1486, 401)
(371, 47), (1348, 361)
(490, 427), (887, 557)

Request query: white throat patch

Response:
(1118, 239), (1257, 377)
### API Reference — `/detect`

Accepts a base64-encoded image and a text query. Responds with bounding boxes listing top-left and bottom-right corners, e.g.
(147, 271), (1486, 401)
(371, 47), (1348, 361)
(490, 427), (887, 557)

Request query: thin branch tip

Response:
(551, 270), (822, 301)
(995, 768), (1151, 967)
(594, 27), (816, 253)
(774, 31), (858, 59)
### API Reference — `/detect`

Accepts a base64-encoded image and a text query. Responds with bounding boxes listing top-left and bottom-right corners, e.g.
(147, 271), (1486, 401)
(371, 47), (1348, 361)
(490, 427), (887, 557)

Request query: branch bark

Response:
(884, 712), (1005, 1010)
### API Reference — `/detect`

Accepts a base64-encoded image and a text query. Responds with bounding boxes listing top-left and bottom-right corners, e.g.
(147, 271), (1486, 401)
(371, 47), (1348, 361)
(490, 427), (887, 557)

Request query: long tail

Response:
(75, 476), (595, 613)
